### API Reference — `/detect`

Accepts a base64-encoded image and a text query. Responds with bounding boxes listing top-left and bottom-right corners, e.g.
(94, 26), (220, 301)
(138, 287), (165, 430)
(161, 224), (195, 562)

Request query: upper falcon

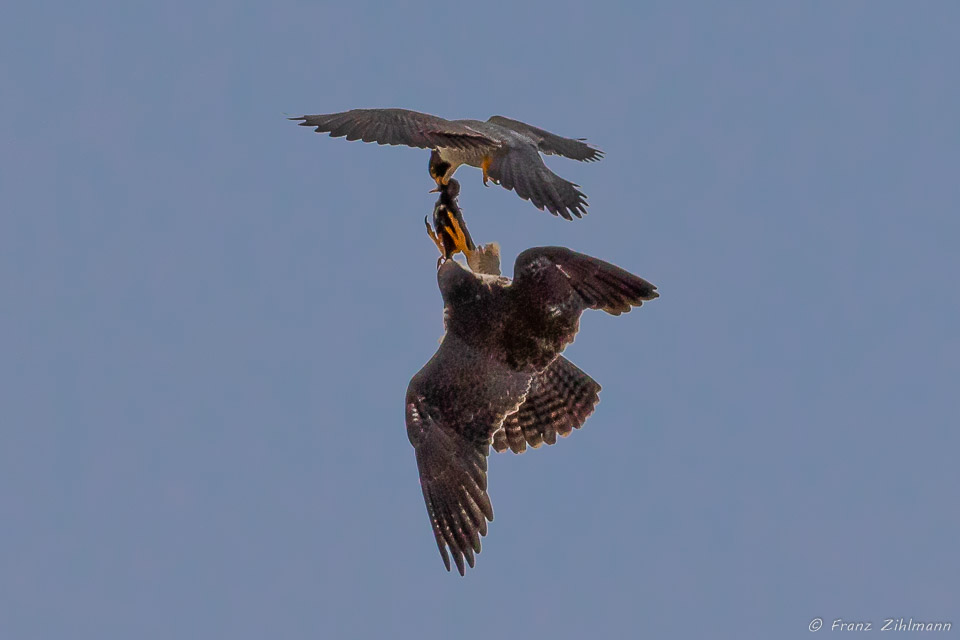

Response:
(290, 108), (603, 220)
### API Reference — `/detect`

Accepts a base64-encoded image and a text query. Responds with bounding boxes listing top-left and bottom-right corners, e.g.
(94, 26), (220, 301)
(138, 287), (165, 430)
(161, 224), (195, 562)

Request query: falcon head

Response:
(428, 150), (452, 185)
(437, 259), (481, 307)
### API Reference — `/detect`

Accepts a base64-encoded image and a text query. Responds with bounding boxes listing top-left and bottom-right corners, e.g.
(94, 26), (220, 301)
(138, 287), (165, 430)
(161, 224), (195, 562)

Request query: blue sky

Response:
(2, 2), (958, 638)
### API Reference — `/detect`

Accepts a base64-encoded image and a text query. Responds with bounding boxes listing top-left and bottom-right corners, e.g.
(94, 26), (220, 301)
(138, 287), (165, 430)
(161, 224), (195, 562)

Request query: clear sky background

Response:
(2, 2), (958, 638)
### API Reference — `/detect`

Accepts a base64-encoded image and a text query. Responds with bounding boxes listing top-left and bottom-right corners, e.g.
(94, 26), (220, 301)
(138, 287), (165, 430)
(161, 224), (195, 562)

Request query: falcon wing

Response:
(487, 115), (604, 162)
(486, 144), (589, 220)
(291, 108), (497, 151)
(406, 395), (494, 576)
(492, 356), (601, 454)
(513, 246), (659, 316)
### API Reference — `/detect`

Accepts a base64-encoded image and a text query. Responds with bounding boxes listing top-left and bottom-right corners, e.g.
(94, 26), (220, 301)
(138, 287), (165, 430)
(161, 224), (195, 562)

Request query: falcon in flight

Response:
(290, 108), (603, 220)
(405, 246), (658, 574)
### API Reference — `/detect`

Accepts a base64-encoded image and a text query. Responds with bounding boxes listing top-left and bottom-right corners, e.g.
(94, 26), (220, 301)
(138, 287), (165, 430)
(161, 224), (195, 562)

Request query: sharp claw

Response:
(481, 156), (493, 186)
(425, 215), (445, 256)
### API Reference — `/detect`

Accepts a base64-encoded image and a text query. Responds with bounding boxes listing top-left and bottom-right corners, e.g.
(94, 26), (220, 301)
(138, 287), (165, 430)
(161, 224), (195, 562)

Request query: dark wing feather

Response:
(487, 115), (604, 162)
(493, 356), (601, 454)
(406, 396), (494, 576)
(487, 145), (589, 220)
(514, 246), (659, 316)
(291, 108), (497, 151)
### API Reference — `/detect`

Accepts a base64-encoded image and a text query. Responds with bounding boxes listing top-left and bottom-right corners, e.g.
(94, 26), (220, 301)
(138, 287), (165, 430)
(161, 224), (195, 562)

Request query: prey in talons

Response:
(425, 178), (477, 266)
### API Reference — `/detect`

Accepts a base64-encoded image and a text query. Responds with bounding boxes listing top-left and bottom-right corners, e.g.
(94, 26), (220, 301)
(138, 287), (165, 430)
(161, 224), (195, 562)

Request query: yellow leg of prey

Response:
(444, 210), (472, 259)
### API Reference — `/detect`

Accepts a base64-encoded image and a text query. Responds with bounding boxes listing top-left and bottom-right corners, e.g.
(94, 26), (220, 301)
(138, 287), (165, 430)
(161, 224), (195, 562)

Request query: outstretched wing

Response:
(291, 108), (497, 151)
(493, 356), (601, 454)
(487, 115), (604, 162)
(486, 144), (589, 220)
(513, 246), (659, 316)
(502, 247), (658, 373)
(406, 395), (494, 576)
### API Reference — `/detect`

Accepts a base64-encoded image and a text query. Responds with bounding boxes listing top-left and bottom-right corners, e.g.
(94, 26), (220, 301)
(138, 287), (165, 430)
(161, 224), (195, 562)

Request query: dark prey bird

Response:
(405, 247), (658, 574)
(424, 177), (502, 275)
(290, 108), (603, 220)
(425, 178), (476, 265)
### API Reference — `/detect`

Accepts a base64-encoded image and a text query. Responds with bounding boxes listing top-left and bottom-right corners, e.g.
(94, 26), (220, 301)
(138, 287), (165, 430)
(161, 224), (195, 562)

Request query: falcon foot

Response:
(481, 156), (493, 186)
(425, 215), (446, 267)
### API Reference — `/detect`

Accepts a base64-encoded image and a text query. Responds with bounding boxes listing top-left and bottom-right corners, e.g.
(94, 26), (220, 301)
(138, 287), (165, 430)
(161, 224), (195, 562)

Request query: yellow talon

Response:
(425, 216), (444, 256)
(481, 156), (493, 186)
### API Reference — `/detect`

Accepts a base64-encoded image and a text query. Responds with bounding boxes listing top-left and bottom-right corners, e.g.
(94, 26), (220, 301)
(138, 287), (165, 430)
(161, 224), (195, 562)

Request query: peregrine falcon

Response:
(405, 247), (658, 574)
(290, 108), (603, 220)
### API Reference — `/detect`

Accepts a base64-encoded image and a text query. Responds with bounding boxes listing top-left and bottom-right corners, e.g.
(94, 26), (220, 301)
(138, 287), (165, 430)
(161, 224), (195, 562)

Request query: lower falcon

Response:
(406, 246), (658, 574)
